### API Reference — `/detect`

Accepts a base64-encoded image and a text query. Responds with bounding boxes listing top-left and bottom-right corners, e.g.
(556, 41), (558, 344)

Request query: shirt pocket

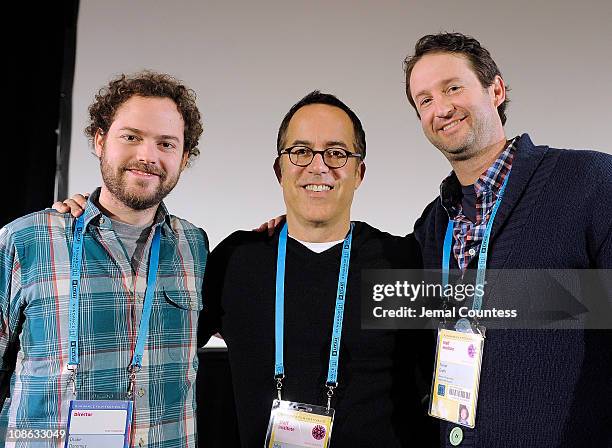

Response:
(162, 285), (202, 312)
(156, 281), (202, 363)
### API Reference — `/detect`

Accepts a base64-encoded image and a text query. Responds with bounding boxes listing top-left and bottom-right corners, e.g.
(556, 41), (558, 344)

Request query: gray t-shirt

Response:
(109, 217), (153, 273)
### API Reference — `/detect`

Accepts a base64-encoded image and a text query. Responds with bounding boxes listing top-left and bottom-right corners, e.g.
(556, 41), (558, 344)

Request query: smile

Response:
(128, 169), (159, 177)
(304, 184), (332, 192)
(440, 117), (466, 132)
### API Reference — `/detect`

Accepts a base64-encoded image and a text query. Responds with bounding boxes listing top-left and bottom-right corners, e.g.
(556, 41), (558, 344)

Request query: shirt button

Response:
(450, 426), (463, 446)
(468, 248), (476, 256)
(138, 388), (145, 397)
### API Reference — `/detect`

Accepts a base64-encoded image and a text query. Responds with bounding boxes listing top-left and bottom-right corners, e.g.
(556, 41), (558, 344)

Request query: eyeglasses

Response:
(278, 145), (362, 169)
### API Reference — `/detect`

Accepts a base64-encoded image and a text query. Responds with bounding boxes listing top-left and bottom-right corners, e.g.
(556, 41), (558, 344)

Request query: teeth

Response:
(442, 119), (461, 131)
(305, 184), (331, 192)
(131, 170), (154, 176)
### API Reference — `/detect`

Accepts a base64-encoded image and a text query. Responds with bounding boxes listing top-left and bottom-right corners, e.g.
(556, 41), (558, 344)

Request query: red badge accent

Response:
(312, 424), (326, 440)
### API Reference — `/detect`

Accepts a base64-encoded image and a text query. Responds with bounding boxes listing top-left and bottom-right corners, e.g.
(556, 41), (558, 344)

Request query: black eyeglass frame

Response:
(278, 145), (363, 169)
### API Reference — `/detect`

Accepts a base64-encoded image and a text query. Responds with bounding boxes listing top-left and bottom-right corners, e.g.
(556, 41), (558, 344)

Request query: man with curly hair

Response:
(0, 71), (207, 447)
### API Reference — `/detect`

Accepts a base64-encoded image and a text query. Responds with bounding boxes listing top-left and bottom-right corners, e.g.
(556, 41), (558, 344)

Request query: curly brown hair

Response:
(85, 70), (203, 164)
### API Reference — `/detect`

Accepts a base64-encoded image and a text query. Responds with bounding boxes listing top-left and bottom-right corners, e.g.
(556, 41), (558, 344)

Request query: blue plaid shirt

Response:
(440, 138), (516, 271)
(0, 190), (207, 447)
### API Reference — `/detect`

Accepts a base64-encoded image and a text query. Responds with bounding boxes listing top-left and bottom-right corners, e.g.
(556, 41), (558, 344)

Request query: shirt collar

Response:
(440, 137), (518, 215)
(82, 187), (171, 233)
(473, 137), (517, 195)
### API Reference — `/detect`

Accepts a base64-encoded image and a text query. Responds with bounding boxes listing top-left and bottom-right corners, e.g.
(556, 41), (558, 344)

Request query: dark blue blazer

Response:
(414, 134), (612, 447)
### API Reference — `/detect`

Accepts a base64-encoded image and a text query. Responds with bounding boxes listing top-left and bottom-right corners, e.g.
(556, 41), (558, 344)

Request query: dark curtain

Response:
(2, 2), (78, 227)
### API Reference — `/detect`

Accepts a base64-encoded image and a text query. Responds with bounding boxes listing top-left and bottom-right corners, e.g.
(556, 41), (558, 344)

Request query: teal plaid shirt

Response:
(0, 191), (207, 447)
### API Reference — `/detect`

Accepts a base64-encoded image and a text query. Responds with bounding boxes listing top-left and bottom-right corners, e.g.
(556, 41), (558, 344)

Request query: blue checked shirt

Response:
(440, 138), (516, 271)
(0, 190), (207, 447)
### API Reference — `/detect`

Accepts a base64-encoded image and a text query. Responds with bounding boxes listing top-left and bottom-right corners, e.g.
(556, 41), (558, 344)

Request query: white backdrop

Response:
(70, 0), (611, 247)
(70, 0), (611, 346)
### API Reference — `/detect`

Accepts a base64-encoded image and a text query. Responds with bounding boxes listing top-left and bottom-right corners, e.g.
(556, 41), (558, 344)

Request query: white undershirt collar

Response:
(289, 235), (344, 253)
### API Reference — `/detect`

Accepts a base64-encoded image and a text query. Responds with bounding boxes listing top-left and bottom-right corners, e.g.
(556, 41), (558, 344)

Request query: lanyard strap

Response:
(68, 214), (161, 370)
(275, 222), (354, 387)
(442, 171), (512, 311)
(68, 215), (86, 367)
(131, 226), (161, 369)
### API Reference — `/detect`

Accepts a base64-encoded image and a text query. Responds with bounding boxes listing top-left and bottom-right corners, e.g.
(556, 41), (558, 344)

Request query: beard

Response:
(431, 130), (477, 161)
(99, 149), (181, 210)
(427, 108), (496, 162)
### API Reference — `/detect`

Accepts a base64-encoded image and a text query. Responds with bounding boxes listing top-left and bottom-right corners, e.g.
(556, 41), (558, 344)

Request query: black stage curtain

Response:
(2, 2), (78, 227)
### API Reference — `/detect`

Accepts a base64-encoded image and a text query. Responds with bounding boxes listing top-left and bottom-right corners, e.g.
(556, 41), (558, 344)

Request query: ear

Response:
(181, 150), (189, 171)
(491, 75), (506, 108)
(273, 157), (282, 183)
(354, 162), (366, 189)
(94, 129), (106, 158)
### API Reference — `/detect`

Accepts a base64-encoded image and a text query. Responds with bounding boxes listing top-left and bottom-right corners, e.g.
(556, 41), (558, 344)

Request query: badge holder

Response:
(64, 366), (137, 448)
(428, 321), (485, 428)
(265, 397), (334, 448)
(65, 399), (133, 448)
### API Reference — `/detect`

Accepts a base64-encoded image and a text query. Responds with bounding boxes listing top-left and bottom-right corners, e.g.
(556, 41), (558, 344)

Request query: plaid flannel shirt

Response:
(0, 191), (207, 447)
(440, 138), (516, 271)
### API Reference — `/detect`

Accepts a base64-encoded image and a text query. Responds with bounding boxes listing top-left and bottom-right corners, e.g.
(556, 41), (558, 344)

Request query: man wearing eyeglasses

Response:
(199, 91), (436, 446)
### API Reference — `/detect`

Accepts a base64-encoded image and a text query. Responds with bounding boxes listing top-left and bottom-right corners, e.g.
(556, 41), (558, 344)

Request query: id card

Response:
(65, 400), (133, 448)
(428, 328), (484, 428)
(265, 400), (334, 448)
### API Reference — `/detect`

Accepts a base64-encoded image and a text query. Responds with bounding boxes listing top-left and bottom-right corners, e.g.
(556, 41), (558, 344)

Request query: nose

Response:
(434, 96), (454, 118)
(308, 152), (329, 174)
(135, 139), (158, 164)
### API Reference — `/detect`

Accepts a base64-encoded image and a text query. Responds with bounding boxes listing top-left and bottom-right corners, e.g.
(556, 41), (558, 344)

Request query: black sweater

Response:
(200, 222), (438, 447)
(414, 134), (612, 447)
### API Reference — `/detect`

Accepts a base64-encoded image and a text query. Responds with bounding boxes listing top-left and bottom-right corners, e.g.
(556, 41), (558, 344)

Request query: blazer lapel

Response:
(484, 133), (558, 269)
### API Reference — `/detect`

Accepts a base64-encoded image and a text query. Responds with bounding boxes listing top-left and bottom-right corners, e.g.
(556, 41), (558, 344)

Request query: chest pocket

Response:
(161, 282), (202, 323)
(154, 280), (203, 362)
(162, 285), (202, 311)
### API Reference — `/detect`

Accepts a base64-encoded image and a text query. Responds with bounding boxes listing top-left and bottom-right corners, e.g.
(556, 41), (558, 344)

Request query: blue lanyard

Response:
(68, 214), (161, 371)
(442, 171), (511, 311)
(275, 222), (354, 388)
